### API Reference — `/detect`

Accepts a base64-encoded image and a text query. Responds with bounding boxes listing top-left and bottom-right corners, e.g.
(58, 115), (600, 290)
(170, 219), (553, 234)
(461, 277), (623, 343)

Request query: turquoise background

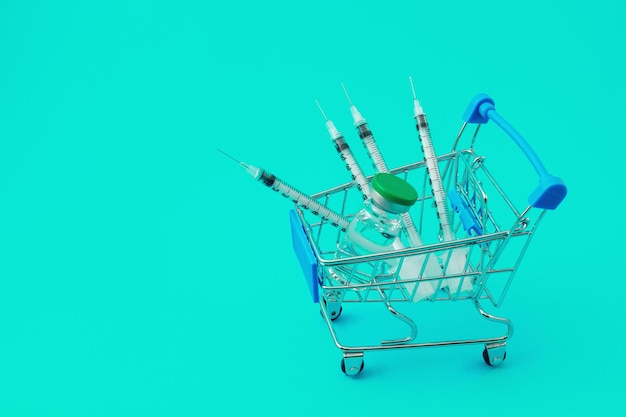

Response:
(1, 0), (624, 415)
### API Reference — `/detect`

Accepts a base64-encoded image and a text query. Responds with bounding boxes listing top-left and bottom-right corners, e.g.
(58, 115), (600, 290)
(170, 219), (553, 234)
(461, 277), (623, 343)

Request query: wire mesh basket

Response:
(289, 93), (567, 375)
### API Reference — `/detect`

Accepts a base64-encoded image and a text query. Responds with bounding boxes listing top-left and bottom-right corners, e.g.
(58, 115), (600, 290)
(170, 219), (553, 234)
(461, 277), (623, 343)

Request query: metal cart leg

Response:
(474, 300), (513, 366)
(380, 300), (418, 345)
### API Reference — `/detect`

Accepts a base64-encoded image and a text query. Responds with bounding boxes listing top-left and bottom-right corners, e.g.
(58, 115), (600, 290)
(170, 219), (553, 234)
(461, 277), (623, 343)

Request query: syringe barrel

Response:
(416, 113), (429, 131)
(257, 168), (350, 230)
(356, 123), (372, 137)
(400, 212), (423, 246)
(415, 114), (455, 241)
(356, 123), (389, 173)
(332, 135), (370, 198)
(355, 122), (426, 244)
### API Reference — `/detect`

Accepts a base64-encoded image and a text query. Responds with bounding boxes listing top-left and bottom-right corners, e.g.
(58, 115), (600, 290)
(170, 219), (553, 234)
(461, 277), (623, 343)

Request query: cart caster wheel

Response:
(482, 346), (507, 366)
(321, 299), (343, 321)
(330, 306), (342, 320)
(341, 355), (364, 376)
(320, 306), (342, 321)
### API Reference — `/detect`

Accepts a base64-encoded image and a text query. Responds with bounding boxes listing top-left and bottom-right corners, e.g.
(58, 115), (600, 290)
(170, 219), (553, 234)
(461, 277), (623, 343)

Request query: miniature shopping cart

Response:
(289, 94), (567, 376)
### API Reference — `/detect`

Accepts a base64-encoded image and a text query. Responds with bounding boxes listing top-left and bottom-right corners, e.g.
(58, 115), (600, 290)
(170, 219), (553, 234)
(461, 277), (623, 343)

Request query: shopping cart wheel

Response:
(321, 298), (343, 321)
(482, 344), (507, 366)
(341, 353), (364, 376)
(323, 306), (342, 321)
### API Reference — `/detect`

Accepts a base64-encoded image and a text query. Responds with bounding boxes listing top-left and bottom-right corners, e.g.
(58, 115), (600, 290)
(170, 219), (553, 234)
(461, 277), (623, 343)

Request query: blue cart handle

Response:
(462, 94), (567, 210)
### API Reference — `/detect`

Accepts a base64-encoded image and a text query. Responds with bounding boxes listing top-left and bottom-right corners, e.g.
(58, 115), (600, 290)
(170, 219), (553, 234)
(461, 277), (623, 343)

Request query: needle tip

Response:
(408, 76), (417, 100)
(216, 148), (240, 164)
(315, 99), (328, 121)
(341, 83), (354, 106)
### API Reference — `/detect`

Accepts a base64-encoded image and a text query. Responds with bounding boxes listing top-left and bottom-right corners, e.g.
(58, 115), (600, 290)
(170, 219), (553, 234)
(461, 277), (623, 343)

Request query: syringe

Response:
(316, 100), (370, 198)
(409, 77), (472, 294)
(342, 83), (389, 174)
(217, 149), (350, 231)
(341, 84), (423, 246)
(342, 84), (439, 301)
(409, 77), (454, 242)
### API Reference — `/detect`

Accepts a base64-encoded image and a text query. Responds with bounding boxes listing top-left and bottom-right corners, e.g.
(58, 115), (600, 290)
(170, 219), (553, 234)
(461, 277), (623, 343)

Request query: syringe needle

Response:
(217, 148), (258, 177)
(216, 148), (241, 164)
(341, 83), (354, 106)
(409, 76), (424, 116)
(408, 76), (417, 100)
(316, 100), (343, 140)
(341, 84), (366, 126)
(315, 100), (328, 121)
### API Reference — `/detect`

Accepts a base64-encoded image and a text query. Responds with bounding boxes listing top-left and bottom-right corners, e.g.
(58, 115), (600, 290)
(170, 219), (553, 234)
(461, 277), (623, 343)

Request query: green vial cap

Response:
(371, 173), (418, 209)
